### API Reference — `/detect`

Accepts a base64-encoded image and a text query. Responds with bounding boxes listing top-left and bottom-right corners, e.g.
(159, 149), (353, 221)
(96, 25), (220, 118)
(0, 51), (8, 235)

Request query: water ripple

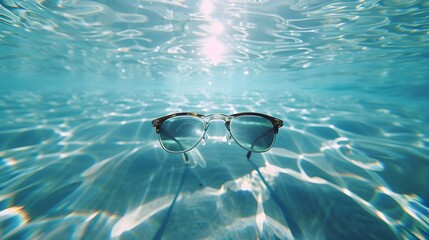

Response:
(1, 0), (428, 77)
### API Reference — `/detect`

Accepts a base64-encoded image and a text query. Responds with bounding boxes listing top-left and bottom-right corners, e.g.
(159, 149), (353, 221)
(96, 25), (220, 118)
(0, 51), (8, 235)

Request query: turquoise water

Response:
(1, 0), (429, 239)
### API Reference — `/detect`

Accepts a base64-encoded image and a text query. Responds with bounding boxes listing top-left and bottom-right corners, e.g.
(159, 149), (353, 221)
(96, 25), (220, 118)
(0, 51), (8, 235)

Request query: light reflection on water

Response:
(1, 0), (428, 81)
(0, 91), (428, 239)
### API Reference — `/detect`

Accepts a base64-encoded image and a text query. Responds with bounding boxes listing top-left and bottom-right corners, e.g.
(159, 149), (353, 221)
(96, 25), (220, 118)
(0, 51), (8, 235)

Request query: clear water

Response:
(1, 0), (428, 239)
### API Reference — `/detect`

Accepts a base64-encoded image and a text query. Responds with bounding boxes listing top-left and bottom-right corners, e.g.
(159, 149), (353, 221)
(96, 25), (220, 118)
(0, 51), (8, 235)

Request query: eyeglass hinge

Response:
(152, 120), (161, 133)
(275, 119), (283, 127)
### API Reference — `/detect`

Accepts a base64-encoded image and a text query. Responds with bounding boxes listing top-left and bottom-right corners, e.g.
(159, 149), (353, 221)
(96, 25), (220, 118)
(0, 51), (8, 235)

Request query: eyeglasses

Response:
(152, 112), (283, 159)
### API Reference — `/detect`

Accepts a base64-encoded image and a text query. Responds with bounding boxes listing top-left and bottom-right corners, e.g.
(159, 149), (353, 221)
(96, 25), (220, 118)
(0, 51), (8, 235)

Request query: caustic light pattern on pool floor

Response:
(0, 91), (428, 239)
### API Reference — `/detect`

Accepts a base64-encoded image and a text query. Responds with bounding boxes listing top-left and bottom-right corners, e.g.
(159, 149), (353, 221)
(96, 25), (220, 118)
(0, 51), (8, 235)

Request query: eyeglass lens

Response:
(159, 116), (205, 152)
(230, 115), (275, 152)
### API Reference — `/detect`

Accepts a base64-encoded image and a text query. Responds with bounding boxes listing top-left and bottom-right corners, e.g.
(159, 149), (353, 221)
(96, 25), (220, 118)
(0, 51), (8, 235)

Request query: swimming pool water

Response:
(1, 1), (429, 239)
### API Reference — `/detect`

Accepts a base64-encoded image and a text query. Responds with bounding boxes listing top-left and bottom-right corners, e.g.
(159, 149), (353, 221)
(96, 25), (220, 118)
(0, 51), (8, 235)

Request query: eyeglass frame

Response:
(152, 112), (284, 156)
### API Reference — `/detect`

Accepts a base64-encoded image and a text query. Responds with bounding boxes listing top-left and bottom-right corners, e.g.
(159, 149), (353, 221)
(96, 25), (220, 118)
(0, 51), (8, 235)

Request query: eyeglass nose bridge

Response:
(201, 114), (233, 134)
(202, 113), (232, 122)
(201, 113), (232, 138)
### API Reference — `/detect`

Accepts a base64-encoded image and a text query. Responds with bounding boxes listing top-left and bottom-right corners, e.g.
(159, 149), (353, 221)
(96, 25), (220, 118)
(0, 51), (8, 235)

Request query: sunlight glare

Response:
(202, 37), (226, 65)
(200, 0), (215, 16)
(209, 21), (224, 35)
